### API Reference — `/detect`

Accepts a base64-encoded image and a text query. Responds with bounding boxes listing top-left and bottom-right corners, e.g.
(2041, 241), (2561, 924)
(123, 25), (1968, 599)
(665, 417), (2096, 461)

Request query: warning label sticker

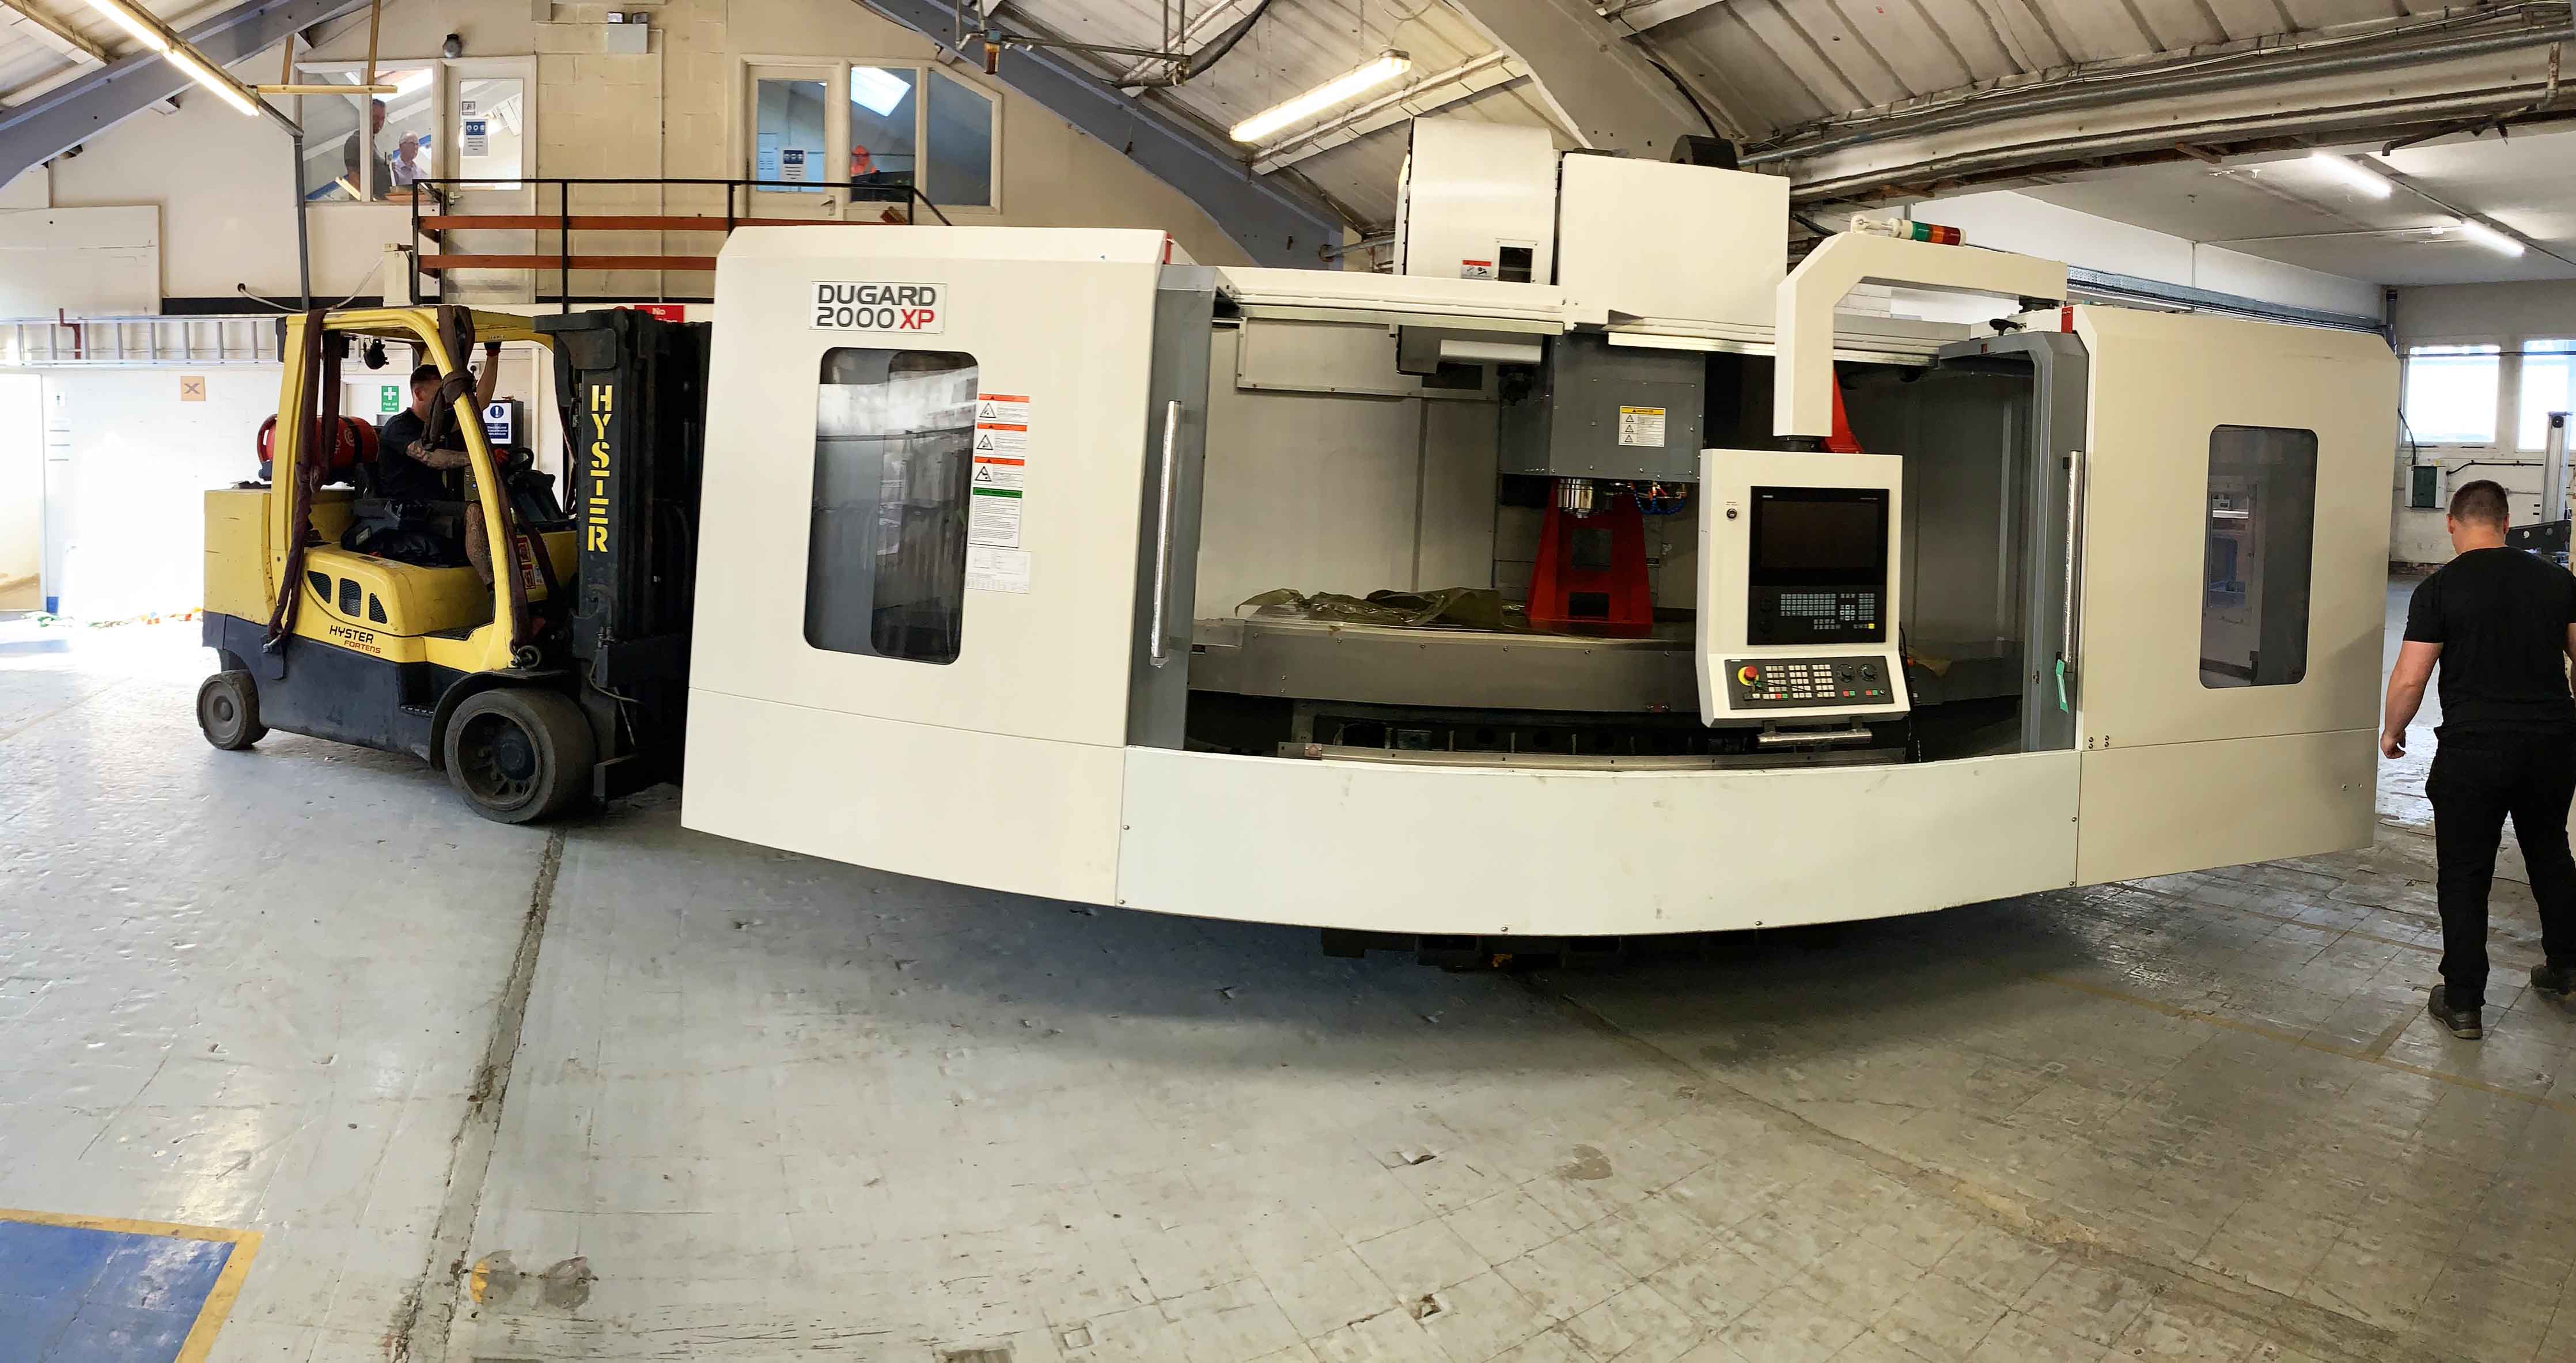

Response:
(967, 545), (1031, 594)
(969, 487), (1022, 547)
(1617, 406), (1668, 448)
(1459, 259), (1495, 280)
(976, 393), (1029, 426)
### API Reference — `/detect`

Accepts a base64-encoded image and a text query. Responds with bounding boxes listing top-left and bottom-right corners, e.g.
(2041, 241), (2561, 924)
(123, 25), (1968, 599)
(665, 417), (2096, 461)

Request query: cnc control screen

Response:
(1748, 486), (1888, 645)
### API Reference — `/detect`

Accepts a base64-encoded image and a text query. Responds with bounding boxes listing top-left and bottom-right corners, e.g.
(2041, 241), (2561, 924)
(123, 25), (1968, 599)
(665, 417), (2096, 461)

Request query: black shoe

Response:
(2429, 986), (2484, 1040)
(2534, 962), (2576, 1010)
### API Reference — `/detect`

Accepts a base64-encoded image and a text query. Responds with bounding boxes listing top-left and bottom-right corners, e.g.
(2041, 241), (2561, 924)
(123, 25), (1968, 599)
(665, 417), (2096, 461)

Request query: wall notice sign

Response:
(178, 375), (206, 403)
(967, 545), (1031, 594)
(462, 119), (489, 156)
(781, 147), (807, 182)
(969, 487), (1022, 547)
(1459, 259), (1495, 280)
(378, 384), (403, 415)
(1617, 406), (1667, 447)
(812, 281), (943, 332)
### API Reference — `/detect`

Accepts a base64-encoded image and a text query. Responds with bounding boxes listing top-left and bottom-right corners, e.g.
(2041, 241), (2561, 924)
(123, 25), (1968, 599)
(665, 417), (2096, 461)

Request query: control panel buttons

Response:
(1725, 656), (1899, 710)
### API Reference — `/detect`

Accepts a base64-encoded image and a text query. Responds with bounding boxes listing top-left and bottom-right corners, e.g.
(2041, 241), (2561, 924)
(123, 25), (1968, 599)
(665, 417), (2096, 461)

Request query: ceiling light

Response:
(851, 66), (912, 118)
(164, 45), (259, 117)
(80, 0), (169, 52)
(2307, 152), (2392, 199)
(2458, 218), (2527, 258)
(1230, 50), (1411, 144)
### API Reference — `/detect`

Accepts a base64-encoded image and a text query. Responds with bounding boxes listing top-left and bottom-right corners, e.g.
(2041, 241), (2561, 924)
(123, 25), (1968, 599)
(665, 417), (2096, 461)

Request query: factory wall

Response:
(2388, 279), (2576, 565)
(9, 0), (1257, 309)
(1, 374), (38, 608)
(16, 367), (281, 620)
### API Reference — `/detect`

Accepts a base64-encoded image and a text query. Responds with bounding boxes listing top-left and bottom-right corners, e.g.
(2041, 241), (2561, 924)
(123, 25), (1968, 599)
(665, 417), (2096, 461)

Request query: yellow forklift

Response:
(197, 305), (707, 822)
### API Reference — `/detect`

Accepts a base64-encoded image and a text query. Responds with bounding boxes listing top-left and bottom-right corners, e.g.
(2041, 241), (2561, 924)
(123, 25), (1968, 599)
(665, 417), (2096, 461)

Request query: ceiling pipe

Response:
(1745, 17), (2576, 168)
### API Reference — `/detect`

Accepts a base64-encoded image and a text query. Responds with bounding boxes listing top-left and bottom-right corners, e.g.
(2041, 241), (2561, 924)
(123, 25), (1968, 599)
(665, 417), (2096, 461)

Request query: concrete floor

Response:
(4, 582), (2574, 1363)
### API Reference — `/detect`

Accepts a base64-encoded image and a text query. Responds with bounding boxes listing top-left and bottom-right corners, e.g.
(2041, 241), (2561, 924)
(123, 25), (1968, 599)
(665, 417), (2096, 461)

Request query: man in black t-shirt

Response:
(374, 349), (501, 581)
(2384, 479), (2576, 1039)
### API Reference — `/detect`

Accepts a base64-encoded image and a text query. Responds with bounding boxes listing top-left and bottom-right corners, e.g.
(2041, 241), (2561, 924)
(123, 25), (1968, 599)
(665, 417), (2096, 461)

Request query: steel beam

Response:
(0, 0), (369, 185)
(1446, 0), (1708, 153)
(1598, 0), (1734, 31)
(855, 0), (1343, 267)
(1, 0), (107, 65)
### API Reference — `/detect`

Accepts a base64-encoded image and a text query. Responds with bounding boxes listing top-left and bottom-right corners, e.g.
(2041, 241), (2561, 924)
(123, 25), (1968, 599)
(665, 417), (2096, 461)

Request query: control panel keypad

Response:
(1726, 656), (1895, 710)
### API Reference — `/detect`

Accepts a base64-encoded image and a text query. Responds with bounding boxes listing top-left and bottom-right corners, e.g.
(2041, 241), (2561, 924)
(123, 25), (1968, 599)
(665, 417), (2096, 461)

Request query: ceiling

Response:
(2011, 127), (2576, 287)
(7, 0), (2570, 289)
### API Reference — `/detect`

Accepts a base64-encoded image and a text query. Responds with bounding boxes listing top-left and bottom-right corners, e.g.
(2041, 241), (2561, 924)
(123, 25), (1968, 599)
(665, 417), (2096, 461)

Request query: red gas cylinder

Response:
(257, 414), (379, 483)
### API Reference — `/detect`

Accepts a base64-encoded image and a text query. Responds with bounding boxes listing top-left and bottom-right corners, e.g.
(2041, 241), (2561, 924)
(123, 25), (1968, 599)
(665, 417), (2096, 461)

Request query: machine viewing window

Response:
(2201, 426), (2317, 690)
(1748, 487), (1889, 645)
(804, 349), (978, 665)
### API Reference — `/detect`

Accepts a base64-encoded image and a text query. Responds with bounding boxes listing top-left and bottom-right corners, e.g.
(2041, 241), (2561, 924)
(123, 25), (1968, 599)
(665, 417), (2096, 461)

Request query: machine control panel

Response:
(1725, 657), (1895, 709)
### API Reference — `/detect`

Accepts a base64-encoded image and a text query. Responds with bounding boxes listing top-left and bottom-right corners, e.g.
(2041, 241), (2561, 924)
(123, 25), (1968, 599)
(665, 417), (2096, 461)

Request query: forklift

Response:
(196, 305), (707, 823)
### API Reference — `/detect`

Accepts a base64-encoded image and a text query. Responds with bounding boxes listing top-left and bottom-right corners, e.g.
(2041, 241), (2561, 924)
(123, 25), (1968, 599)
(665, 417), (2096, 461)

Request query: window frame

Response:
(2399, 338), (2505, 448)
(294, 59), (446, 205)
(737, 56), (1004, 217)
(2199, 424), (2319, 691)
(294, 56), (537, 203)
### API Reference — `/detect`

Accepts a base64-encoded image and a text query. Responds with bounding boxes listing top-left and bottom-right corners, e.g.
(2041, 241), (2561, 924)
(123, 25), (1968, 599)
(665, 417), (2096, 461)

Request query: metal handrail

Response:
(408, 176), (954, 310)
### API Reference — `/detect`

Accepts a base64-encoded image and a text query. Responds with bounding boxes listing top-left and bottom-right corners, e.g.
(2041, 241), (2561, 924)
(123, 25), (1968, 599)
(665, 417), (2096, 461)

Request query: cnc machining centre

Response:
(674, 118), (2395, 943)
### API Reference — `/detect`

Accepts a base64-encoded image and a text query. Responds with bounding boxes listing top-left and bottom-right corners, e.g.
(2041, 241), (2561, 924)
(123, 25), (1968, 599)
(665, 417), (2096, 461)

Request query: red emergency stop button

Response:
(1736, 664), (1759, 687)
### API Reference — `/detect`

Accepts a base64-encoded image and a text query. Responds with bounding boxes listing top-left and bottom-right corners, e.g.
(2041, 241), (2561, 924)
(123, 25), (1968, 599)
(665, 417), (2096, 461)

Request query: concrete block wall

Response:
(19, 0), (1260, 307)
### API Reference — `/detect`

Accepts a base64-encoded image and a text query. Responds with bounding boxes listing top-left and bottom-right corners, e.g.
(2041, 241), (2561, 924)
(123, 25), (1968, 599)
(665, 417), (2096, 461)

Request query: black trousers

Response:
(2429, 728), (2576, 1009)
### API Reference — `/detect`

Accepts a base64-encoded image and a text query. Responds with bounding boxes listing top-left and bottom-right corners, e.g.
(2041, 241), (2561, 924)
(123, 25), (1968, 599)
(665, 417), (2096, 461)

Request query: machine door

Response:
(682, 229), (1204, 903)
(2069, 306), (2397, 883)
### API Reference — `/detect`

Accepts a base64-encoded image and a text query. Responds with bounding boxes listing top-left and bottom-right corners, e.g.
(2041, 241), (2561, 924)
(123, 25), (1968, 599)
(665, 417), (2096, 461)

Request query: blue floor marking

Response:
(0, 1220), (234, 1363)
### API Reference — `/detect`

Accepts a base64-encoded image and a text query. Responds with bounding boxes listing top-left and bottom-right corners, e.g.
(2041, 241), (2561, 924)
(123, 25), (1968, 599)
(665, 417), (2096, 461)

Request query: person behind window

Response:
(2383, 478), (2576, 1040)
(848, 144), (911, 224)
(374, 346), (505, 584)
(345, 99), (393, 199)
(391, 133), (424, 188)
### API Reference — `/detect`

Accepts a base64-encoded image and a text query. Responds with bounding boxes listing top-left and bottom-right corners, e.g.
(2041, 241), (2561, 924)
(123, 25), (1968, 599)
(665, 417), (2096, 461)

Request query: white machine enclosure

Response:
(682, 196), (2399, 938)
(1554, 154), (1786, 333)
(1695, 450), (1910, 726)
(1393, 119), (1557, 284)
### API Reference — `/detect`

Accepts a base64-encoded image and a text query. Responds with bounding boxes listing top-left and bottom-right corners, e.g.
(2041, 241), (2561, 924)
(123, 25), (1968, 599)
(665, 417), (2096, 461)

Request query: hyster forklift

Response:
(197, 305), (707, 822)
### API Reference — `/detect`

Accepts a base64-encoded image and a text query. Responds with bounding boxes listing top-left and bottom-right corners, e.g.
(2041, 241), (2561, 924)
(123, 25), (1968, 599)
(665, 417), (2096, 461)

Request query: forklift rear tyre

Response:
(196, 672), (266, 750)
(444, 687), (595, 824)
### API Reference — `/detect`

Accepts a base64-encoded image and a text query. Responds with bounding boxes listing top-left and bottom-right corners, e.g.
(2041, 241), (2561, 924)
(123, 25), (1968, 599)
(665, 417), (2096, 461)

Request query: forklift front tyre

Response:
(442, 687), (595, 824)
(196, 672), (267, 751)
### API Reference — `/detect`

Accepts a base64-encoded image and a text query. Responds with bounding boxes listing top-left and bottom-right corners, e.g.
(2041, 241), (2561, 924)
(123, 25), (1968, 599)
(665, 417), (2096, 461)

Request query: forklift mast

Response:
(536, 309), (712, 797)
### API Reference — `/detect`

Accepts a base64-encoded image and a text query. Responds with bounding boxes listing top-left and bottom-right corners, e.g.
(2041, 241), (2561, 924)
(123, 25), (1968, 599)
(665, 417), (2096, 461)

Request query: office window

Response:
(299, 65), (439, 202)
(2519, 339), (2576, 450)
(755, 78), (829, 192)
(924, 70), (995, 209)
(454, 77), (526, 191)
(2202, 426), (2317, 690)
(844, 63), (998, 215)
(2403, 343), (2501, 445)
(805, 349), (978, 664)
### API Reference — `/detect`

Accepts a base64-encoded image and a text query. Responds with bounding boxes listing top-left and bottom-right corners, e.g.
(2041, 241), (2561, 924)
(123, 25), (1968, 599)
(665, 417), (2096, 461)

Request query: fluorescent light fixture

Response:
(2458, 218), (2528, 258)
(1230, 50), (1411, 144)
(2307, 151), (2392, 199)
(165, 45), (258, 116)
(850, 66), (912, 118)
(81, 0), (169, 52)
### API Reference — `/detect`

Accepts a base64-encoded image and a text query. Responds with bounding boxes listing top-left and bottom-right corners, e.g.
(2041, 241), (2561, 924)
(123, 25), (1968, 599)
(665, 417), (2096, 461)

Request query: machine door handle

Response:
(2058, 449), (2085, 712)
(1149, 399), (1183, 669)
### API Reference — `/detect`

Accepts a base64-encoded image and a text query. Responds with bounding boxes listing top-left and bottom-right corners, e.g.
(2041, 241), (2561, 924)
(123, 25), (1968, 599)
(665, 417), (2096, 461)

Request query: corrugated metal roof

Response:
(998, 0), (2490, 229)
(0, 0), (206, 112)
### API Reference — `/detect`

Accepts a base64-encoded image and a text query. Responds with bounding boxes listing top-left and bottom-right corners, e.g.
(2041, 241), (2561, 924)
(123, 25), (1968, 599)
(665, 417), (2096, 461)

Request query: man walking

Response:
(2382, 479), (2576, 1039)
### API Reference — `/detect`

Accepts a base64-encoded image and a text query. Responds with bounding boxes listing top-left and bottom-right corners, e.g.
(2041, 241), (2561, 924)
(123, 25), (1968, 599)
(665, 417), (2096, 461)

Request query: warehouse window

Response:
(2518, 340), (2576, 450)
(805, 349), (978, 664)
(2201, 426), (2317, 690)
(297, 65), (440, 203)
(2403, 344), (2500, 445)
(845, 63), (998, 215)
(755, 77), (830, 192)
(453, 77), (526, 192)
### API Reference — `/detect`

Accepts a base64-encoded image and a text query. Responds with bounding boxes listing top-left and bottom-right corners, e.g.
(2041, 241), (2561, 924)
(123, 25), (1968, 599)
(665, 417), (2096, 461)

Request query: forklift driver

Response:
(376, 342), (504, 583)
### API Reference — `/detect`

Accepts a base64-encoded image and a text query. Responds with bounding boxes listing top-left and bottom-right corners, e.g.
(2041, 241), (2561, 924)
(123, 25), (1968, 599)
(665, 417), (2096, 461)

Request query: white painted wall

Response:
(1912, 191), (2385, 321)
(35, 367), (278, 620)
(0, 206), (161, 315)
(18, 0), (1262, 309)
(0, 374), (39, 604)
(2387, 279), (2576, 563)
